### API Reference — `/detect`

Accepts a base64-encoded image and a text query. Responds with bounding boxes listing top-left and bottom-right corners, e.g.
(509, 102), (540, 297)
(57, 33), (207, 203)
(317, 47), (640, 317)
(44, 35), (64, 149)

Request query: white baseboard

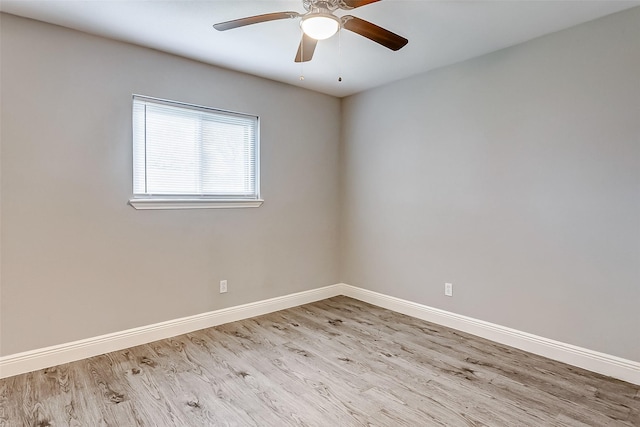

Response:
(338, 284), (640, 386)
(2, 283), (638, 386)
(0, 284), (342, 379)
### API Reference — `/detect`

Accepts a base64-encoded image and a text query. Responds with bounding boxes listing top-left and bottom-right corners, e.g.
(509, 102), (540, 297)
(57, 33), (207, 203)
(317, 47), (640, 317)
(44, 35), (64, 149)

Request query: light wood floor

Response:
(1, 296), (638, 426)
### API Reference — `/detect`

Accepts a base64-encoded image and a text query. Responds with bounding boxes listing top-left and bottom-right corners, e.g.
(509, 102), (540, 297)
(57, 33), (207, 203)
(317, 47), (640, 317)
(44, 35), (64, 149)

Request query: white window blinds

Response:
(132, 96), (259, 200)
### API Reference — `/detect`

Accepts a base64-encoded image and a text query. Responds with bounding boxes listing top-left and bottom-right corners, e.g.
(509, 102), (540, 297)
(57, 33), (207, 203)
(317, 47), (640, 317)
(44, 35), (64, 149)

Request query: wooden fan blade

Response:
(214, 11), (300, 31)
(339, 0), (381, 9)
(295, 34), (318, 62)
(341, 15), (408, 51)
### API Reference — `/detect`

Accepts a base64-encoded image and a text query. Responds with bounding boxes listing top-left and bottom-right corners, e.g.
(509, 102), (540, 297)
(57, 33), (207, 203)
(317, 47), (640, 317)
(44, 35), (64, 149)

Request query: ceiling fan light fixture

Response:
(300, 14), (340, 40)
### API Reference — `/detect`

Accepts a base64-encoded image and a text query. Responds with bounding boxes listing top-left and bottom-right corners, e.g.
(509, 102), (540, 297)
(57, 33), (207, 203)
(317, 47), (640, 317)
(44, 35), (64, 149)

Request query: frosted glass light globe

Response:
(301, 14), (340, 40)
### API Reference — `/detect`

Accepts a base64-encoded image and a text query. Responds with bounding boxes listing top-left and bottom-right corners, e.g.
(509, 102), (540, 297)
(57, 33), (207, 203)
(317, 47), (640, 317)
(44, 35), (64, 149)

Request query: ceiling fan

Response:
(213, 0), (408, 63)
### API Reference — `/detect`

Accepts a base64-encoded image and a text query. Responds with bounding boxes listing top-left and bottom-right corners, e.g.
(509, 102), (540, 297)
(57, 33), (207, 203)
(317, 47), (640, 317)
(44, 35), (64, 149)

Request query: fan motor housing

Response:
(303, 0), (344, 12)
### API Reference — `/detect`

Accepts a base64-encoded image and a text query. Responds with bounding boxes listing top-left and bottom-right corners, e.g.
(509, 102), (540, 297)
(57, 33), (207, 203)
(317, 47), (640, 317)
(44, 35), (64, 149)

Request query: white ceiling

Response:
(2, 0), (638, 97)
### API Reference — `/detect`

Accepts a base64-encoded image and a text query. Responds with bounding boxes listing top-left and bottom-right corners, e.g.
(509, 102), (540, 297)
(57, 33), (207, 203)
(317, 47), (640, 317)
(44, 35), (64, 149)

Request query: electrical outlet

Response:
(220, 280), (228, 294)
(445, 282), (453, 297)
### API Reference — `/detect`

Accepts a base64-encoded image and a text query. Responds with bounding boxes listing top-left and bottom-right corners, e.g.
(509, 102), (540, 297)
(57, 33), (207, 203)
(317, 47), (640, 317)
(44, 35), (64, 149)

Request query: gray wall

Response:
(0, 14), (341, 356)
(340, 8), (640, 361)
(2, 8), (639, 363)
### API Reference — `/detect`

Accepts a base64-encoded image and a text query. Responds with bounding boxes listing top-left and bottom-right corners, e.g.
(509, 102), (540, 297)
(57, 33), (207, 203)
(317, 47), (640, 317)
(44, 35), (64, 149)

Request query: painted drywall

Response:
(0, 13), (341, 356)
(340, 7), (640, 361)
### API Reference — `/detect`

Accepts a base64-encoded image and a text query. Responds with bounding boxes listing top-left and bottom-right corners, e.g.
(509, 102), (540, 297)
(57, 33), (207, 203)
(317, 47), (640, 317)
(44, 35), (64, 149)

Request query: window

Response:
(129, 95), (262, 209)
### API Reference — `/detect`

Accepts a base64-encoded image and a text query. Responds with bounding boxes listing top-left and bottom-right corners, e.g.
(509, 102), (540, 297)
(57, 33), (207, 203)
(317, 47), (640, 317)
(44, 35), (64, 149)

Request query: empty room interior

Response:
(0, 1), (639, 425)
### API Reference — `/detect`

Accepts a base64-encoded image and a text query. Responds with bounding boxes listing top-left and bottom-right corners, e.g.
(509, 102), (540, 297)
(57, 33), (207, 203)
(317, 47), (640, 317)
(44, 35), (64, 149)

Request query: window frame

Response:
(128, 95), (263, 210)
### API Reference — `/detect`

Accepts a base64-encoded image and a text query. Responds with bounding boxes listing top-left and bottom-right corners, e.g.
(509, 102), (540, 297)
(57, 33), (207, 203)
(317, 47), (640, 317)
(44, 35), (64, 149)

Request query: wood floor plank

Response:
(1, 296), (638, 426)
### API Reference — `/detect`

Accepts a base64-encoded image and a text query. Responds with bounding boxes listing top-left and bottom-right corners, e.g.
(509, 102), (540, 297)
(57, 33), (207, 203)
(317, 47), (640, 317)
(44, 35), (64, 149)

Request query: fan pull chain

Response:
(300, 29), (305, 81)
(338, 29), (342, 83)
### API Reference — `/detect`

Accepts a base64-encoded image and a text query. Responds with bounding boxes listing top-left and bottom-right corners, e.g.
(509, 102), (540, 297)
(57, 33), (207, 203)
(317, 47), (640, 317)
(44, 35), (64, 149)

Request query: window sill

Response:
(128, 198), (264, 210)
